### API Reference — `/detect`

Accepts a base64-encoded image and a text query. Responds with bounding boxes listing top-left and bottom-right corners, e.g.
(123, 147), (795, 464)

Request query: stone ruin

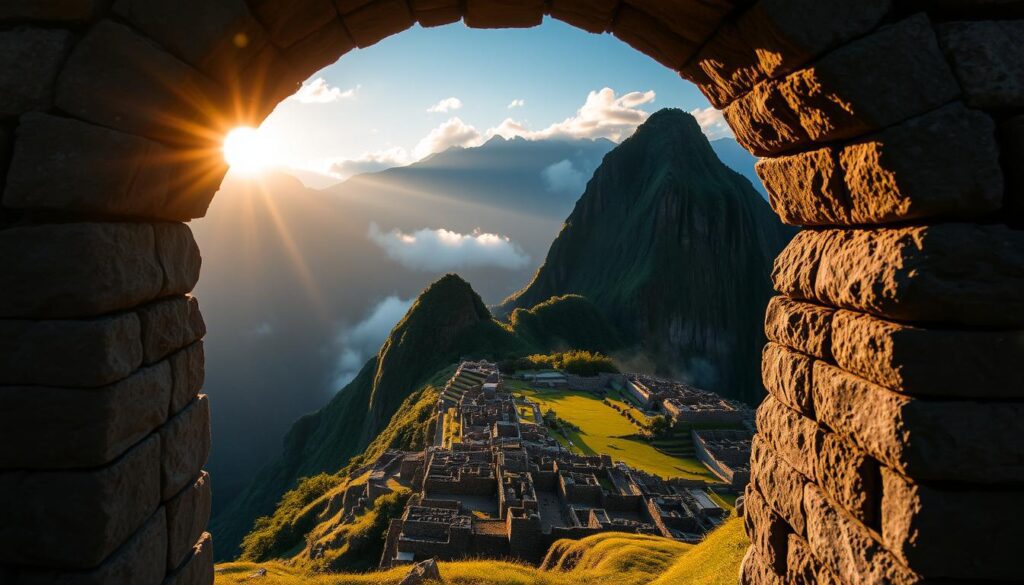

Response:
(1, 1), (1022, 584)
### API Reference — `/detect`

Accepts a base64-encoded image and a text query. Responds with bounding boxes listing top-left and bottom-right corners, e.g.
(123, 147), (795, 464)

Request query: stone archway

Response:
(1, 1), (1021, 584)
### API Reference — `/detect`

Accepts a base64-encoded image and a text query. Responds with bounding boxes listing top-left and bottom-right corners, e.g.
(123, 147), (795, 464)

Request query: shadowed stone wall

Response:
(0, 1), (1021, 584)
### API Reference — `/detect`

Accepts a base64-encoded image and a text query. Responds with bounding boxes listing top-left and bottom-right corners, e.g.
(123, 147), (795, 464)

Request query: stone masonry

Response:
(0, 1), (1021, 584)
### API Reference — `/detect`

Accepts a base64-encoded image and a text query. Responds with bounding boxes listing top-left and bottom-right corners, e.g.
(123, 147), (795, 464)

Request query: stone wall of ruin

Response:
(1, 1), (1022, 584)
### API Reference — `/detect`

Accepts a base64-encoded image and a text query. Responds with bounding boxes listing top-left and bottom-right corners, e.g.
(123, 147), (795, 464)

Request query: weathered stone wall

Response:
(0, 1), (1020, 583)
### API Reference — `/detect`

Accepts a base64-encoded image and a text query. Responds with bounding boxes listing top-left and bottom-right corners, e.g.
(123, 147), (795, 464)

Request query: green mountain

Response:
(501, 109), (794, 403)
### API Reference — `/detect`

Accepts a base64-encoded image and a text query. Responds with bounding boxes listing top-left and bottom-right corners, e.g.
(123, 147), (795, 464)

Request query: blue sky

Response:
(234, 18), (729, 183)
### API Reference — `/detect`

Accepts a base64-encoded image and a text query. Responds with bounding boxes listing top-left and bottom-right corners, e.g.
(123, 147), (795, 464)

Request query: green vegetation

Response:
(239, 473), (346, 562)
(500, 350), (618, 377)
(506, 294), (623, 352)
(305, 488), (413, 573)
(509, 381), (716, 482)
(216, 518), (748, 585)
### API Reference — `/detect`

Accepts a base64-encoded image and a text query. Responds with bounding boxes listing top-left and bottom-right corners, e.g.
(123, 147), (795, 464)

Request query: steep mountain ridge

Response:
(501, 109), (793, 403)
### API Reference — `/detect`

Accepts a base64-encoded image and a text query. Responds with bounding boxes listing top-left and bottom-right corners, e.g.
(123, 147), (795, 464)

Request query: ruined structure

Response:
(1, 2), (1022, 584)
(379, 365), (728, 567)
(626, 373), (752, 425)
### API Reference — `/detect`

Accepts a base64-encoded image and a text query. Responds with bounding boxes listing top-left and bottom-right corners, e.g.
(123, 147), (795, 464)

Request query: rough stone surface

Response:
(399, 558), (442, 585)
(757, 147), (850, 226)
(938, 20), (1024, 108)
(831, 309), (1024, 398)
(166, 472), (211, 571)
(755, 396), (821, 480)
(684, 22), (761, 109)
(229, 43), (308, 128)
(16, 508), (168, 585)
(0, 1), (104, 22)
(0, 222), (163, 319)
(154, 223), (203, 298)
(3, 114), (221, 221)
(1004, 114), (1024, 226)
(743, 485), (790, 575)
(740, 546), (782, 585)
(786, 534), (823, 585)
(764, 296), (833, 360)
(547, 0), (617, 33)
(625, 0), (733, 45)
(342, 0), (414, 48)
(159, 395), (211, 500)
(465, 0), (543, 28)
(881, 468), (1024, 580)
(773, 225), (1024, 327)
(284, 19), (356, 79)
(0, 314), (142, 388)
(725, 75), (810, 156)
(761, 342), (813, 416)
(839, 103), (1003, 224)
(138, 296), (206, 365)
(409, 0), (461, 28)
(55, 20), (224, 147)
(0, 27), (74, 118)
(164, 532), (213, 585)
(750, 436), (808, 534)
(0, 436), (161, 568)
(169, 341), (205, 416)
(611, 5), (698, 70)
(113, 0), (267, 80)
(815, 432), (879, 529)
(813, 361), (1024, 483)
(804, 484), (920, 585)
(777, 15), (961, 145)
(0, 362), (171, 469)
(250, 0), (337, 48)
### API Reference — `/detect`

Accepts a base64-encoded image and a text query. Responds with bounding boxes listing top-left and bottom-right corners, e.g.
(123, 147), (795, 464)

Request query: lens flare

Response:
(223, 127), (273, 174)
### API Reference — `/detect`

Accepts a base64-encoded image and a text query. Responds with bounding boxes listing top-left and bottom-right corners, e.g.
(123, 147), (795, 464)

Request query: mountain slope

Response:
(501, 109), (793, 403)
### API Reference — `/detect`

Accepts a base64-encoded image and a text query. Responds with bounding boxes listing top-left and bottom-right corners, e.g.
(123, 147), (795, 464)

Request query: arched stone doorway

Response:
(1, 1), (1021, 583)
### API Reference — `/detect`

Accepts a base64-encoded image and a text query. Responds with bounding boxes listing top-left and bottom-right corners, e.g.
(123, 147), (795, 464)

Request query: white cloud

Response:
(368, 223), (530, 272)
(542, 159), (588, 194)
(488, 88), (656, 143)
(324, 147), (412, 180)
(507, 99), (526, 109)
(289, 78), (358, 104)
(427, 97), (464, 113)
(412, 117), (483, 159)
(690, 106), (734, 140)
(330, 296), (413, 390)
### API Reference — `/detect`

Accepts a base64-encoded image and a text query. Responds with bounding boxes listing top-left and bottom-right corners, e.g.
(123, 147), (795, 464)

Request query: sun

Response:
(223, 127), (274, 174)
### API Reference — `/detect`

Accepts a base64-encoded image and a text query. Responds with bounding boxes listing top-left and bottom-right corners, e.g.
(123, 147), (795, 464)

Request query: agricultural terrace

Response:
(506, 380), (717, 482)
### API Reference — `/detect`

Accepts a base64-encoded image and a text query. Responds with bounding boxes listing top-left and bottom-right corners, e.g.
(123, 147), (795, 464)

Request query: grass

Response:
(506, 381), (716, 482)
(216, 518), (748, 585)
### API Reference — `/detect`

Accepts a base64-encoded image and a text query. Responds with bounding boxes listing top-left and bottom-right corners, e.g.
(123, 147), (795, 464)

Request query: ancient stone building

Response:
(0, 1), (1022, 584)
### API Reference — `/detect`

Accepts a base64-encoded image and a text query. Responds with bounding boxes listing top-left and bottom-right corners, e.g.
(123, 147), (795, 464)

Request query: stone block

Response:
(547, 0), (617, 33)
(764, 296), (833, 360)
(250, 0), (338, 48)
(755, 396), (820, 480)
(164, 532), (213, 585)
(0, 27), (74, 118)
(154, 223), (203, 298)
(138, 297), (206, 365)
(740, 546), (782, 585)
(743, 485), (789, 575)
(0, 222), (164, 319)
(773, 224), (1024, 327)
(0, 362), (171, 469)
(756, 148), (850, 226)
(611, 5), (698, 70)
(724, 75), (810, 156)
(785, 534), (823, 585)
(55, 20), (225, 148)
(0, 436), (161, 568)
(1003, 115), (1024, 226)
(0, 314), (142, 388)
(750, 436), (808, 534)
(813, 361), (1024, 483)
(3, 114), (220, 221)
(839, 103), (1003, 224)
(113, 0), (267, 81)
(283, 19), (357, 76)
(881, 468), (1024, 579)
(938, 20), (1024, 108)
(685, 22), (761, 109)
(625, 0), (734, 45)
(166, 472), (211, 571)
(342, 0), (414, 48)
(761, 343), (813, 416)
(16, 508), (167, 585)
(160, 395), (211, 500)
(831, 309), (1024, 398)
(169, 341), (205, 416)
(465, 0), (543, 28)
(804, 484), (919, 585)
(410, 0), (462, 28)
(777, 14), (961, 146)
(0, 1), (104, 22)
(815, 432), (879, 529)
(230, 43), (308, 127)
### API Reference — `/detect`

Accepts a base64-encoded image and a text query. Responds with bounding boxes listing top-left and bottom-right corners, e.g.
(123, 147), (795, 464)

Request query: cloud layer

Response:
(331, 296), (413, 389)
(368, 223), (530, 272)
(413, 117), (484, 159)
(326, 147), (412, 180)
(290, 78), (358, 104)
(490, 88), (656, 143)
(542, 159), (589, 194)
(427, 97), (464, 113)
(690, 106), (733, 140)
(507, 99), (525, 109)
